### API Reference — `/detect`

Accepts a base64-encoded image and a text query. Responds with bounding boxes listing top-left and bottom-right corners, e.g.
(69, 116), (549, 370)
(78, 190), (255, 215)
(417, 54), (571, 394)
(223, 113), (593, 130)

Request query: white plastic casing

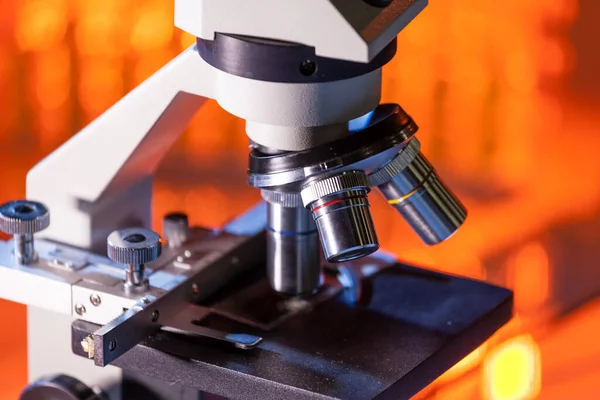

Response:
(174, 0), (428, 63)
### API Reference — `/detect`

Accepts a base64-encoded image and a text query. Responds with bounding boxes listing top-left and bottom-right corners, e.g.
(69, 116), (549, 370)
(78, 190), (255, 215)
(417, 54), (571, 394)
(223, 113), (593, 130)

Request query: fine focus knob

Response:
(20, 374), (104, 400)
(107, 227), (161, 265)
(0, 200), (49, 234)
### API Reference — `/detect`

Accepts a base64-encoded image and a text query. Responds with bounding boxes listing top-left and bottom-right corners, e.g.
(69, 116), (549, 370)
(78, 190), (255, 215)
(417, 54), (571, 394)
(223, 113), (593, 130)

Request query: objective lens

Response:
(302, 171), (379, 263)
(378, 151), (467, 245)
(266, 201), (321, 295)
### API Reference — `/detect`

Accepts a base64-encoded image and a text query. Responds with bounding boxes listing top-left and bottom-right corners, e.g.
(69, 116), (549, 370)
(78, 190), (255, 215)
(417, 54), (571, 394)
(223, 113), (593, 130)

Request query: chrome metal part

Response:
(302, 170), (378, 262)
(163, 212), (190, 248)
(377, 146), (468, 245)
(107, 228), (162, 292)
(0, 236), (166, 324)
(368, 137), (421, 186)
(162, 303), (263, 350)
(89, 293), (101, 306)
(266, 201), (321, 295)
(75, 304), (86, 316)
(260, 189), (303, 208)
(0, 200), (50, 264)
(91, 230), (265, 366)
(300, 169), (372, 207)
(247, 104), (417, 189)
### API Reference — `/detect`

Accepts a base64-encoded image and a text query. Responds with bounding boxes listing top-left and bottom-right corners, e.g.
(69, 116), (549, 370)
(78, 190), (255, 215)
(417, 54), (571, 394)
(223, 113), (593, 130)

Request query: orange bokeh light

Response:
(510, 242), (551, 312)
(483, 335), (542, 400)
(16, 0), (68, 51)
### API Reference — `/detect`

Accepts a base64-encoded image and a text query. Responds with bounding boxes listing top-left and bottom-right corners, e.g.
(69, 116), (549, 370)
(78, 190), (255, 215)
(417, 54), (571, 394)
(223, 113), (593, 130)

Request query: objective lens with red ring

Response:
(301, 171), (379, 263)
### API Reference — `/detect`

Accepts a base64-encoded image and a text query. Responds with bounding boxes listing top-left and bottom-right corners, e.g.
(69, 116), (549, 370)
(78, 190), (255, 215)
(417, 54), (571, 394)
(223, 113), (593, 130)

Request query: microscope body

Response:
(1, 1), (513, 399)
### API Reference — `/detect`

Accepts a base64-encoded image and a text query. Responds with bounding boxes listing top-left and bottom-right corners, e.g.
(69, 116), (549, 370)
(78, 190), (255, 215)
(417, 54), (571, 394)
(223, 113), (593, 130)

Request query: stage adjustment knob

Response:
(107, 227), (161, 292)
(0, 200), (50, 264)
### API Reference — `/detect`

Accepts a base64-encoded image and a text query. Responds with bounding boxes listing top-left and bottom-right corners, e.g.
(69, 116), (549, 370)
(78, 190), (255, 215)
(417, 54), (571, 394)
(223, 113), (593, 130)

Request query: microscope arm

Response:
(26, 46), (216, 252)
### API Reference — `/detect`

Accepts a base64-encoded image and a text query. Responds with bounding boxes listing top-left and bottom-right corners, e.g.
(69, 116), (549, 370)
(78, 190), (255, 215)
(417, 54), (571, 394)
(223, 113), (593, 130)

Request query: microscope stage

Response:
(72, 262), (512, 400)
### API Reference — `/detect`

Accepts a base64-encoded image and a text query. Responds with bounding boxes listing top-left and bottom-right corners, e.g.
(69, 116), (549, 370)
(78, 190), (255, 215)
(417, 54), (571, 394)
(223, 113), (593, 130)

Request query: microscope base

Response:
(72, 261), (512, 400)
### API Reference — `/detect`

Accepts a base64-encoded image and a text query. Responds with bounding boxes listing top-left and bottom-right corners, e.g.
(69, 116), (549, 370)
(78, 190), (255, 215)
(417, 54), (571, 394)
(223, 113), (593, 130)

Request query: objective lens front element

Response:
(301, 171), (379, 263)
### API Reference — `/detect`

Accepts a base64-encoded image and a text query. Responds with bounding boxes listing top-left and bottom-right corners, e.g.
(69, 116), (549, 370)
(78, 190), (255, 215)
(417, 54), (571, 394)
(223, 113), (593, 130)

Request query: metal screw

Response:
(192, 283), (199, 295)
(108, 339), (117, 352)
(107, 227), (162, 293)
(151, 310), (159, 322)
(0, 200), (50, 265)
(75, 303), (86, 315)
(89, 293), (101, 306)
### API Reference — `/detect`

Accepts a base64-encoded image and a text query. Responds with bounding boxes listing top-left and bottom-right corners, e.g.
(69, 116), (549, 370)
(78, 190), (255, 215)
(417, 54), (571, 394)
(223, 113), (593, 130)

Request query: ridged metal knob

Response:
(107, 227), (161, 292)
(0, 200), (50, 264)
(107, 228), (161, 265)
(0, 200), (49, 235)
(261, 190), (303, 208)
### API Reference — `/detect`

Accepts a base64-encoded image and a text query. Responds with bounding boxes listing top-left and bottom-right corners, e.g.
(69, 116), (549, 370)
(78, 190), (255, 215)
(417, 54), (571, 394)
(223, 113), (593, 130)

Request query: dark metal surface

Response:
(363, 0), (394, 7)
(73, 262), (512, 400)
(196, 34), (396, 83)
(123, 370), (201, 400)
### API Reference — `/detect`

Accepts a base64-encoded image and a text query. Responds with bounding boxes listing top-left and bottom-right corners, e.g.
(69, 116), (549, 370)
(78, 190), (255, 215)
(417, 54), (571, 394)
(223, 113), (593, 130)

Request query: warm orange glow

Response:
(180, 32), (197, 50)
(483, 335), (542, 400)
(74, 1), (127, 56)
(16, 0), (68, 51)
(33, 45), (70, 110)
(438, 344), (488, 384)
(184, 101), (237, 163)
(133, 49), (176, 84)
(78, 58), (123, 117)
(432, 374), (479, 400)
(510, 242), (551, 312)
(130, 4), (174, 52)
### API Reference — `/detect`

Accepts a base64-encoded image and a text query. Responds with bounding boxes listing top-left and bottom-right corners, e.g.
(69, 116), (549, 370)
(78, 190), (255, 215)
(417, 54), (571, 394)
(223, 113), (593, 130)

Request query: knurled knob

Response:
(107, 228), (162, 265)
(0, 200), (50, 235)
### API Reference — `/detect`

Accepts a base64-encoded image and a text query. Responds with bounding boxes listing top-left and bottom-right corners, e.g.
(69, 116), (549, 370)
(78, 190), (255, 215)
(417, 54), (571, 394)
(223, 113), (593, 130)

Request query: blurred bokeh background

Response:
(1, 0), (599, 399)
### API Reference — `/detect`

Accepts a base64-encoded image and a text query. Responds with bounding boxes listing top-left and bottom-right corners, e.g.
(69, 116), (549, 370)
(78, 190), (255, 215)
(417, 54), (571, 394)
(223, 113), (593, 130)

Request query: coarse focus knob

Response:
(20, 374), (104, 400)
(0, 200), (49, 234)
(107, 227), (161, 265)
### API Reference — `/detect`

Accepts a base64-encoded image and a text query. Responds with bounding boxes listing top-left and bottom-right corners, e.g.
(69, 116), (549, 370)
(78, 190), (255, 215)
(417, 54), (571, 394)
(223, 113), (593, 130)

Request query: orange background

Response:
(1, 0), (600, 399)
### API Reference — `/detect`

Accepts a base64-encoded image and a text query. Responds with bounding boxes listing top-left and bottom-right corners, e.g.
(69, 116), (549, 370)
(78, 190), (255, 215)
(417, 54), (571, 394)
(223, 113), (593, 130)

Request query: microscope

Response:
(0, 1), (513, 399)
